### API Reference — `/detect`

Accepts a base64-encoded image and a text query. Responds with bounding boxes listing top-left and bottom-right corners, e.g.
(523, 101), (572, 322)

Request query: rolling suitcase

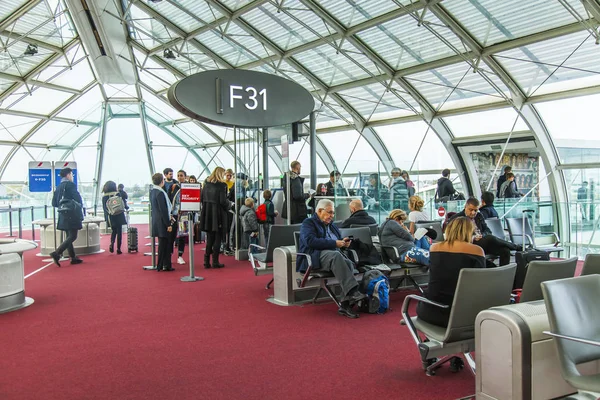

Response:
(513, 209), (549, 289)
(193, 222), (205, 243)
(127, 226), (138, 253)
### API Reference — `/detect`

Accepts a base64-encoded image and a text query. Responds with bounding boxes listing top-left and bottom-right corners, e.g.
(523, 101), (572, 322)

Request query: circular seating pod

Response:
(0, 238), (38, 314)
(34, 217), (105, 256)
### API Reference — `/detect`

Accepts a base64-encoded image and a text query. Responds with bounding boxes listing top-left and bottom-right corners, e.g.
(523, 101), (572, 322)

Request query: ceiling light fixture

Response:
(24, 44), (38, 56)
(163, 48), (176, 59)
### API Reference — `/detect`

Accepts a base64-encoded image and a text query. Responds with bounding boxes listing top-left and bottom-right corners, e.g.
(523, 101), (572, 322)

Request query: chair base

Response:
(423, 353), (475, 376)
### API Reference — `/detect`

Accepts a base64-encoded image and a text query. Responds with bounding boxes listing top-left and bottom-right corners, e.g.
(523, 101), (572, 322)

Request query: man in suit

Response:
(150, 173), (174, 272)
(50, 167), (83, 266)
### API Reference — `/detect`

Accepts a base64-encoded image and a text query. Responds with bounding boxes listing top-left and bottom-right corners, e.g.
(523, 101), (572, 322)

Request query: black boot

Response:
(204, 254), (211, 269)
(212, 254), (224, 268)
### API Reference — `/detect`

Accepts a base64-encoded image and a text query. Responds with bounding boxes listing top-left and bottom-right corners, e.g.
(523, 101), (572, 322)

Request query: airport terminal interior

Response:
(2, 0), (600, 399)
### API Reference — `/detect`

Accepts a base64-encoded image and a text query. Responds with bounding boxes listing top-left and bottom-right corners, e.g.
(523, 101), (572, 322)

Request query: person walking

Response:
(199, 167), (230, 268)
(102, 180), (127, 254)
(50, 167), (84, 266)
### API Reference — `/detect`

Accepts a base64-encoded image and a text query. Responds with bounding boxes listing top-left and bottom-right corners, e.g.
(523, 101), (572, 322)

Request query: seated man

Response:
(450, 197), (519, 267)
(339, 199), (377, 228)
(297, 199), (366, 319)
(479, 191), (499, 219)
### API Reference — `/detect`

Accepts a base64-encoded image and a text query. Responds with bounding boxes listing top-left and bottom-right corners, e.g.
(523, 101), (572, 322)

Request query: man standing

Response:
(340, 199), (376, 228)
(150, 173), (174, 272)
(325, 170), (346, 196)
(282, 161), (310, 224)
(298, 199), (366, 318)
(171, 170), (187, 265)
(435, 168), (455, 202)
(578, 181), (589, 220)
(50, 167), (84, 266)
(163, 168), (176, 201)
(450, 197), (519, 266)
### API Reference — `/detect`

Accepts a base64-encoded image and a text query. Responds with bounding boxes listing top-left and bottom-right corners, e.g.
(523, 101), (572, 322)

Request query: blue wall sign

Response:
(54, 161), (78, 187)
(28, 161), (53, 192)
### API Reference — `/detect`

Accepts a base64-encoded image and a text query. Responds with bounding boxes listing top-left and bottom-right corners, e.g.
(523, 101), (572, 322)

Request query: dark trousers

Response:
(110, 224), (122, 250)
(319, 250), (358, 298)
(57, 229), (78, 258)
(177, 237), (186, 257)
(477, 235), (516, 266)
(205, 231), (221, 256)
(156, 237), (170, 269)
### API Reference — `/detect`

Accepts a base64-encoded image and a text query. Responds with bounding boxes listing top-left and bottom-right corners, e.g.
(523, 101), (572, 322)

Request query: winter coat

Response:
(479, 205), (499, 219)
(297, 213), (343, 273)
(102, 192), (127, 228)
(52, 179), (83, 231)
(265, 200), (276, 224)
(150, 187), (171, 238)
(199, 181), (230, 237)
(240, 205), (259, 233)
(496, 174), (507, 198)
(339, 209), (377, 229)
(281, 171), (308, 224)
(436, 177), (455, 200)
(499, 180), (520, 198)
(378, 219), (414, 256)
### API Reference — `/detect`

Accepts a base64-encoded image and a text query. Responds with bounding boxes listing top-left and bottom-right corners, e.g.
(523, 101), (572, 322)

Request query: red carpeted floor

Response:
(0, 225), (478, 400)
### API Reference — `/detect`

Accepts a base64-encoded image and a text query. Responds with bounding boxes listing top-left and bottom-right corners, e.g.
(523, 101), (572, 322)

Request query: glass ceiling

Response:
(0, 0), (599, 189)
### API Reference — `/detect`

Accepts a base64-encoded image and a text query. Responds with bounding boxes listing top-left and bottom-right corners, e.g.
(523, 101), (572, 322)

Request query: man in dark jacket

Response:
(436, 168), (455, 202)
(496, 166), (510, 198)
(479, 191), (499, 219)
(325, 170), (346, 196)
(282, 161), (310, 224)
(298, 199), (367, 318)
(150, 173), (174, 271)
(450, 197), (519, 266)
(50, 167), (84, 266)
(340, 199), (376, 228)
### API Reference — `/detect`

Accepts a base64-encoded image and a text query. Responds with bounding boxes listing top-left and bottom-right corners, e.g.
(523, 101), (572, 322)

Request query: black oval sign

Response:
(167, 69), (315, 128)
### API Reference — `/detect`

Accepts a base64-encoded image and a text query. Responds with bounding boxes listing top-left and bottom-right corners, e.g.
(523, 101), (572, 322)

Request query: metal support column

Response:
(262, 128), (269, 189)
(309, 111), (317, 190)
(93, 102), (109, 210)
(139, 102), (156, 174)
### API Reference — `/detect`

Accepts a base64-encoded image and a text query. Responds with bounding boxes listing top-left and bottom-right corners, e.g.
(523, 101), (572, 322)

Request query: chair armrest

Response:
(550, 231), (561, 246)
(347, 249), (359, 264)
(296, 253), (313, 288)
(543, 331), (600, 347)
(401, 294), (450, 314)
(381, 245), (400, 262)
(249, 244), (266, 251)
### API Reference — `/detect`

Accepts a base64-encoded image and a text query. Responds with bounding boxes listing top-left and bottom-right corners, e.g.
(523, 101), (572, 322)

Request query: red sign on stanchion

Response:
(180, 183), (201, 212)
(438, 206), (446, 217)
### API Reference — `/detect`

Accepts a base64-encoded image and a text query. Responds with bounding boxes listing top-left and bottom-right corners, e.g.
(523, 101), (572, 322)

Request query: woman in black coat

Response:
(199, 167), (230, 269)
(50, 167), (83, 266)
(102, 180), (128, 254)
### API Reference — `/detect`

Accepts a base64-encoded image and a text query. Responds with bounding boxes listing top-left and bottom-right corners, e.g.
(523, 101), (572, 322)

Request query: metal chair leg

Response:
(407, 274), (424, 294)
(311, 287), (322, 303)
(265, 277), (274, 289)
(322, 282), (341, 307)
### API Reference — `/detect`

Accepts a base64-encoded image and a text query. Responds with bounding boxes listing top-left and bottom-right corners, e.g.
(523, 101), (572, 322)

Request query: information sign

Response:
(54, 161), (78, 187)
(28, 161), (53, 192)
(180, 183), (201, 212)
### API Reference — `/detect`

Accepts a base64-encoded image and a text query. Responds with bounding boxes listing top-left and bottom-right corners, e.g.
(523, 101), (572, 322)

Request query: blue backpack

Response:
(359, 270), (390, 314)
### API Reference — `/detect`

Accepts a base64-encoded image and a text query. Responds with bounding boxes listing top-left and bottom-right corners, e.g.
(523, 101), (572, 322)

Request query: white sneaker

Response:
(414, 227), (428, 241)
(177, 256), (186, 264)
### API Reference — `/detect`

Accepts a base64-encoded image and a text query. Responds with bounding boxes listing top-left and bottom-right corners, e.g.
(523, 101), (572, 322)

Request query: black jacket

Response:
(150, 187), (170, 238)
(496, 175), (507, 198)
(52, 180), (83, 231)
(199, 181), (230, 237)
(436, 177), (455, 200)
(325, 180), (346, 196)
(282, 172), (308, 224)
(479, 205), (499, 219)
(102, 192), (127, 228)
(449, 210), (491, 236)
(339, 210), (377, 228)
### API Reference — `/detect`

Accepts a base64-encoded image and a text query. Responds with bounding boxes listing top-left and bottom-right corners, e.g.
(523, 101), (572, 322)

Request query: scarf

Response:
(152, 185), (172, 215)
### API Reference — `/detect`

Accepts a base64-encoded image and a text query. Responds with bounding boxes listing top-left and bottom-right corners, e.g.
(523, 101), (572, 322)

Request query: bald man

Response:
(340, 199), (377, 228)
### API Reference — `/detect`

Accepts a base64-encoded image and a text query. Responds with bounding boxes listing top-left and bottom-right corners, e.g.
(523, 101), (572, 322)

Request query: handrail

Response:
(0, 205), (49, 239)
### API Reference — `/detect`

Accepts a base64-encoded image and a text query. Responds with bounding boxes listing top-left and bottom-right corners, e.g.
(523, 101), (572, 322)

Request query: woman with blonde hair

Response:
(407, 195), (429, 234)
(199, 167), (230, 268)
(378, 209), (432, 265)
(416, 216), (485, 327)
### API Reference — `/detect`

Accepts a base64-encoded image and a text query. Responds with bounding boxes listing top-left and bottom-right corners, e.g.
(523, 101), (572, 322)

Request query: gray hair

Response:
(317, 198), (334, 211)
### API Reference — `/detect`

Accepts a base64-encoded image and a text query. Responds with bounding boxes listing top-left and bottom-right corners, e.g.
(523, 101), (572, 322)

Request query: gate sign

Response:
(180, 183), (201, 212)
(54, 161), (78, 187)
(28, 161), (52, 192)
(167, 69), (315, 128)
(438, 206), (446, 217)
